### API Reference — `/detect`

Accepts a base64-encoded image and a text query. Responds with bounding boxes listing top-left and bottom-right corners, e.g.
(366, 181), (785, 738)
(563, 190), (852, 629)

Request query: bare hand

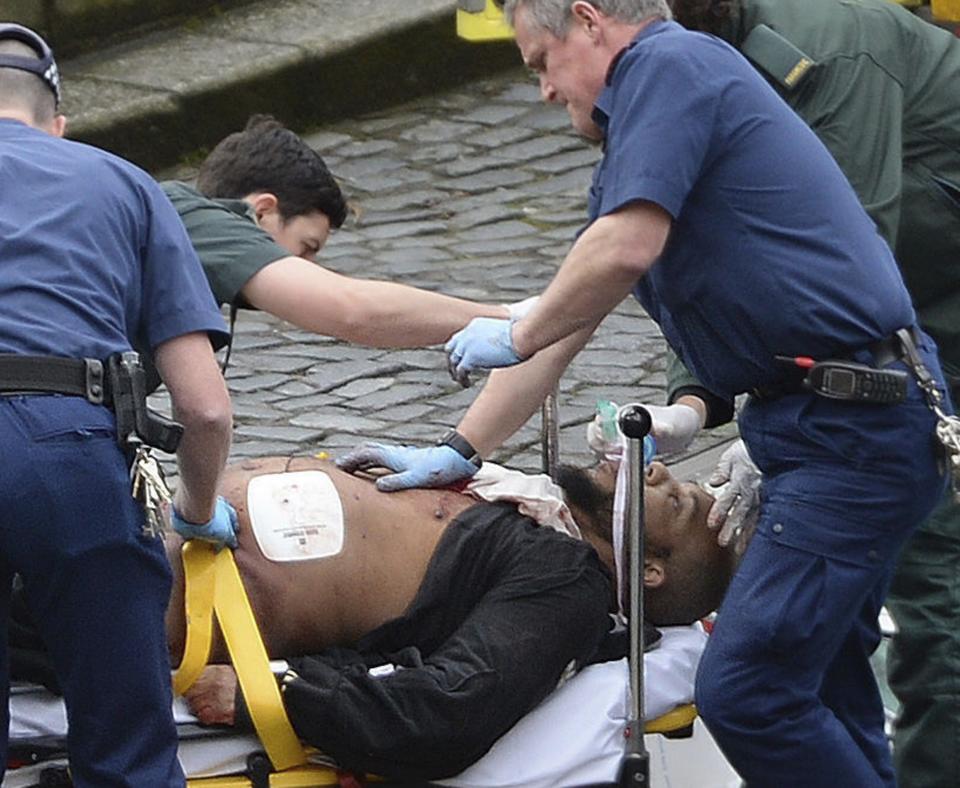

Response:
(184, 664), (238, 726)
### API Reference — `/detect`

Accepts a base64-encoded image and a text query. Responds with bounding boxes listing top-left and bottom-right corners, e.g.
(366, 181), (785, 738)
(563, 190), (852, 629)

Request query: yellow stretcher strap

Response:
(172, 541), (217, 696)
(644, 703), (698, 736)
(188, 771), (339, 787)
(456, 0), (514, 41)
(172, 542), (307, 772)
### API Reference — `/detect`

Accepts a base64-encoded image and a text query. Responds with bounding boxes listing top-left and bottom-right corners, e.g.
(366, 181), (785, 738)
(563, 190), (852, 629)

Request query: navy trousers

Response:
(0, 395), (182, 788)
(697, 340), (950, 787)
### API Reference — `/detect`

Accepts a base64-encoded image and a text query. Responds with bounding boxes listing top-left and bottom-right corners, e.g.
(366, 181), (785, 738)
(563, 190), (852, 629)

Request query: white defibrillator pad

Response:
(246, 471), (345, 562)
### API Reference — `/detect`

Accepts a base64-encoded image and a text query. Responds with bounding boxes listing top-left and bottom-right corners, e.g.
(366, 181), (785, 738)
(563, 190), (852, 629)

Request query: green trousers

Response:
(887, 491), (960, 788)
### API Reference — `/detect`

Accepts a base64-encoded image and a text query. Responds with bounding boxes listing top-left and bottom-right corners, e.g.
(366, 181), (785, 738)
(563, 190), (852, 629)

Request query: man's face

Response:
(582, 459), (720, 562)
(513, 4), (607, 140)
(257, 209), (332, 262)
(642, 462), (718, 559)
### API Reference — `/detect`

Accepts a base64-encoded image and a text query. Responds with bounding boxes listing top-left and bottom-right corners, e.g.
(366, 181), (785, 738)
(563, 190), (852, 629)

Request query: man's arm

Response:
(335, 325), (598, 491)
(665, 351), (733, 429)
(511, 202), (671, 358)
(458, 325), (599, 456)
(241, 255), (507, 348)
(165, 182), (506, 347)
(443, 201), (670, 382)
(153, 332), (232, 524)
(337, 202), (670, 491)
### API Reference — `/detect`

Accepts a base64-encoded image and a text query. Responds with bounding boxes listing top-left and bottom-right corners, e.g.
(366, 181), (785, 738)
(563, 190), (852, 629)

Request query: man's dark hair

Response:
(668, 0), (738, 35)
(197, 114), (348, 228)
(644, 544), (729, 627)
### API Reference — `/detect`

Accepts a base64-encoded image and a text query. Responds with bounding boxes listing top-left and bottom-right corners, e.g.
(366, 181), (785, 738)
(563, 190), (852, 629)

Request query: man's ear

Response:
(571, 1), (602, 40)
(50, 113), (67, 138)
(643, 558), (665, 589)
(246, 192), (280, 222)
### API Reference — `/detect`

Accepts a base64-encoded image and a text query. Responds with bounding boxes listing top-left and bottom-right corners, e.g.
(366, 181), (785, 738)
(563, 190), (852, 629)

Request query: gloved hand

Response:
(336, 443), (480, 492)
(586, 400), (624, 460)
(171, 496), (239, 550)
(445, 317), (522, 388)
(587, 402), (703, 459)
(706, 439), (762, 548)
(504, 295), (540, 322)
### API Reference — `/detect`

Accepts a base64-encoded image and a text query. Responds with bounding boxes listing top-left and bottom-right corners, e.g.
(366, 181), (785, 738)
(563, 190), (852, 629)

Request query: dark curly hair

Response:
(197, 115), (347, 228)
(669, 0), (738, 35)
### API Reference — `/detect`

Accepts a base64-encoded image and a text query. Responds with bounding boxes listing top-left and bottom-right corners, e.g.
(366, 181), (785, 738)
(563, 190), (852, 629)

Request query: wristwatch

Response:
(437, 429), (483, 469)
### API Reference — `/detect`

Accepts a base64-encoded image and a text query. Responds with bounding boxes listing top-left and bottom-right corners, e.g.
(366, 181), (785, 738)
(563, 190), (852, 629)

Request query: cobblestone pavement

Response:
(153, 67), (738, 482)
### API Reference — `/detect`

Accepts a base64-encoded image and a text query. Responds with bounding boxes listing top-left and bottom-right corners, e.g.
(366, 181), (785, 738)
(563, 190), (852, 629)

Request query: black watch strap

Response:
(438, 429), (483, 468)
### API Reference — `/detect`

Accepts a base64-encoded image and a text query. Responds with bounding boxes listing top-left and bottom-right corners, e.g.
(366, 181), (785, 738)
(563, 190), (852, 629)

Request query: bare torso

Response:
(166, 457), (477, 664)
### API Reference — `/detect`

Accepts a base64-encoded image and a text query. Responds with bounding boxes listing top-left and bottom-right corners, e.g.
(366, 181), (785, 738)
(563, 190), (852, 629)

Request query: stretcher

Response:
(6, 537), (737, 788)
(6, 395), (739, 787)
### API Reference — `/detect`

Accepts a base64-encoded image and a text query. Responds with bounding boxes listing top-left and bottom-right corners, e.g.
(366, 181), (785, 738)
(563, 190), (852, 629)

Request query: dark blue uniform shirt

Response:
(0, 119), (228, 360)
(587, 22), (915, 399)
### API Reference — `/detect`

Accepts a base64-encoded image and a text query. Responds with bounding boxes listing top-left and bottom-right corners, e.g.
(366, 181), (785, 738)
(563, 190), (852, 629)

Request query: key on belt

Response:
(130, 445), (172, 539)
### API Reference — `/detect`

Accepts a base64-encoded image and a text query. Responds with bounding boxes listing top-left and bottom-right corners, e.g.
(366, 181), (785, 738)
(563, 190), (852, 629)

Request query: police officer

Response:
(340, 1), (952, 785)
(0, 24), (234, 787)
(641, 3), (959, 785)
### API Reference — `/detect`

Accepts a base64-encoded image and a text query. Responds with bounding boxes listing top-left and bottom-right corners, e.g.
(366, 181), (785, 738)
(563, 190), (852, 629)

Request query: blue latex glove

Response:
(336, 443), (479, 492)
(171, 496), (239, 550)
(445, 317), (522, 388)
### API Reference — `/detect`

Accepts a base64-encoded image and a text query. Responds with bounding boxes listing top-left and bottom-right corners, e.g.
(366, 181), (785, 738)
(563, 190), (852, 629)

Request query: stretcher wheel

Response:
(245, 751), (272, 788)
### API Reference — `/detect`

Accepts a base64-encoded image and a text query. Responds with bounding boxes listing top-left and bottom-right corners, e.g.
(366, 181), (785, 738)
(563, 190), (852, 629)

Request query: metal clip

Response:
(84, 358), (104, 405)
(894, 329), (960, 497)
(895, 328), (935, 389)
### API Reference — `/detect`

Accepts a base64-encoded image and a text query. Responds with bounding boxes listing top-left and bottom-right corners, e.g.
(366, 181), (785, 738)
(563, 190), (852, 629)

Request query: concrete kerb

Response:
(59, 2), (520, 171)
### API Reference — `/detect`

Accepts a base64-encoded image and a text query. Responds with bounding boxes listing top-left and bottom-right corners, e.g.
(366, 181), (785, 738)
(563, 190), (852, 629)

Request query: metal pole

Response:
(541, 386), (560, 481)
(617, 404), (651, 788)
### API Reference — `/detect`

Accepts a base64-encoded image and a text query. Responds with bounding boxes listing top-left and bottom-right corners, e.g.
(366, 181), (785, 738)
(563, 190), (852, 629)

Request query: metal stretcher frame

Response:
(540, 395), (698, 788)
(617, 405), (655, 786)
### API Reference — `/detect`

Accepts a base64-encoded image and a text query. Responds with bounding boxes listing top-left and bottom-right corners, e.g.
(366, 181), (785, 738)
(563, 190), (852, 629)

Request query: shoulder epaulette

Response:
(741, 23), (816, 91)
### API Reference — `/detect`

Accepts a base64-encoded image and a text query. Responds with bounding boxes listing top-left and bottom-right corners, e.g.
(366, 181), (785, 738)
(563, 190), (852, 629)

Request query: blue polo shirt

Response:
(587, 22), (914, 399)
(0, 119), (228, 361)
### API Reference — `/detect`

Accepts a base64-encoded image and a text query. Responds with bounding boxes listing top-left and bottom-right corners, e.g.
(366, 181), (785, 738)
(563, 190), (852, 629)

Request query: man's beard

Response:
(556, 463), (613, 542)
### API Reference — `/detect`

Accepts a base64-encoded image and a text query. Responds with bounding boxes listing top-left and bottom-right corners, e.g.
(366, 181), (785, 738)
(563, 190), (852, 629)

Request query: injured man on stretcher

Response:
(8, 456), (737, 783)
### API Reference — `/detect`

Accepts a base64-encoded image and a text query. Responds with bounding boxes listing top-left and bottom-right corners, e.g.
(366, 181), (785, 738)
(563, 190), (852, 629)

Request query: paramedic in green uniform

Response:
(162, 115), (508, 355)
(655, 2), (960, 786)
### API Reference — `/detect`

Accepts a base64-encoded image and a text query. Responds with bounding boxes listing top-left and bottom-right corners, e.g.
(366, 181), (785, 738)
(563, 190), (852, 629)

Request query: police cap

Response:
(0, 23), (61, 107)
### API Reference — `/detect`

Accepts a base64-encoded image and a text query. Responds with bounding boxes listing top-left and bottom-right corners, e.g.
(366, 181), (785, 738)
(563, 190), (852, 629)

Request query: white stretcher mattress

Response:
(5, 624), (740, 788)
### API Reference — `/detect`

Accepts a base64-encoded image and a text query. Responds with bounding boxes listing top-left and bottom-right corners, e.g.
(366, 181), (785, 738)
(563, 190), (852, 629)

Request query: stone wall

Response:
(1, 0), (257, 57)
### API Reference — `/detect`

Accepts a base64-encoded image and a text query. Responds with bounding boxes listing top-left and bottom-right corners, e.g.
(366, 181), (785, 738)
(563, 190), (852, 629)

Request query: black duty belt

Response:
(752, 326), (921, 403)
(0, 354), (106, 404)
(0, 352), (183, 452)
(862, 328), (922, 369)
